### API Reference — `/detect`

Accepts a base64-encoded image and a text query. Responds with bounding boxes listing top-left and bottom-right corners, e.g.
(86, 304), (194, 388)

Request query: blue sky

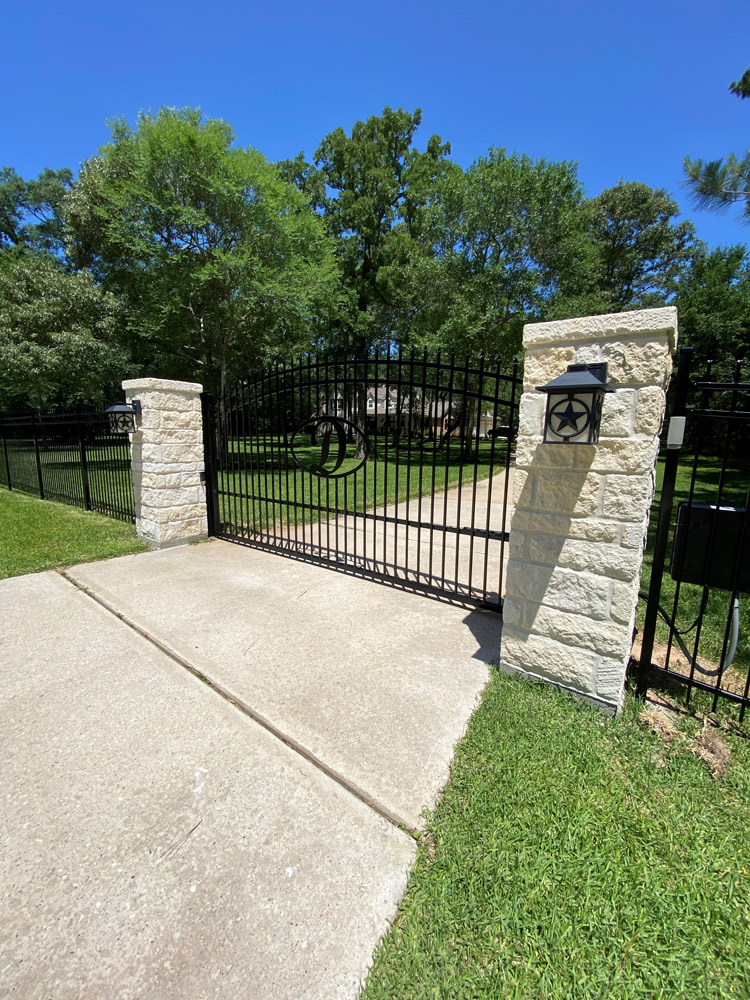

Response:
(2, 0), (749, 249)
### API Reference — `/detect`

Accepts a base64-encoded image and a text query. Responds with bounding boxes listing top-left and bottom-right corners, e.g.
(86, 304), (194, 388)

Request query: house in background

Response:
(316, 387), (504, 441)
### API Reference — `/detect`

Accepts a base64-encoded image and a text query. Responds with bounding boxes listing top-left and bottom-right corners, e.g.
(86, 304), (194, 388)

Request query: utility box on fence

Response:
(670, 502), (750, 593)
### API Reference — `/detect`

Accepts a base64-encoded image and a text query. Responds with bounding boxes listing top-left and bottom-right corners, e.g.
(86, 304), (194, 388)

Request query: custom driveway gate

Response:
(202, 351), (521, 611)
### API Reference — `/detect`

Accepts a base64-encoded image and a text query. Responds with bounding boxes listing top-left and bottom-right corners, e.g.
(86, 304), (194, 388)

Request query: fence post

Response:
(636, 346), (693, 696)
(122, 377), (207, 548)
(0, 414), (11, 490)
(77, 414), (92, 511)
(201, 392), (221, 536)
(31, 412), (45, 500)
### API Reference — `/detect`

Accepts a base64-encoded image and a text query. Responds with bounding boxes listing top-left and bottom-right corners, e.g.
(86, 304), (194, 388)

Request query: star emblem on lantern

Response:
(550, 399), (590, 436)
(536, 363), (612, 444)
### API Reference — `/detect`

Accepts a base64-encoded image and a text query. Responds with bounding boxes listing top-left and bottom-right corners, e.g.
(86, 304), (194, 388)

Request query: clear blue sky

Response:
(2, 0), (748, 249)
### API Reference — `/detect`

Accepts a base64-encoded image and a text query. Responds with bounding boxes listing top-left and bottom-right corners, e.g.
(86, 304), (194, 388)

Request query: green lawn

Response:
(363, 672), (750, 1000)
(0, 488), (149, 579)
(217, 436), (509, 533)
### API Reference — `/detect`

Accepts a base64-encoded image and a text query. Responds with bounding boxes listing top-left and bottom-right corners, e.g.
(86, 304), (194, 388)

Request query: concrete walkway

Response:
(1, 541), (501, 999)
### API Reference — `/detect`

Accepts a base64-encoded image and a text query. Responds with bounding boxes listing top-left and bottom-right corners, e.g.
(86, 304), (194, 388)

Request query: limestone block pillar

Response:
(122, 378), (208, 548)
(501, 307), (678, 712)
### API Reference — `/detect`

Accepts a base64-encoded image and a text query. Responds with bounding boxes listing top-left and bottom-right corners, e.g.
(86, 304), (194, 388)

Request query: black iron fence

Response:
(636, 347), (750, 719)
(0, 409), (135, 522)
(203, 349), (521, 610)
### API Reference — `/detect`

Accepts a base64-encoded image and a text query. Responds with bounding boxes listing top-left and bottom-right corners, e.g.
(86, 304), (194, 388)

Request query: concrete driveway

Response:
(1, 540), (501, 999)
(271, 470), (515, 605)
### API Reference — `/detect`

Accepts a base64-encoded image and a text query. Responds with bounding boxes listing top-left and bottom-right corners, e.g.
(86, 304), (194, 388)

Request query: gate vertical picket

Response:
(202, 352), (521, 611)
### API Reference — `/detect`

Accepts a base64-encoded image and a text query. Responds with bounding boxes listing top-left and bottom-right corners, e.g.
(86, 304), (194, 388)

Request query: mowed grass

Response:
(0, 488), (149, 579)
(362, 672), (750, 1000)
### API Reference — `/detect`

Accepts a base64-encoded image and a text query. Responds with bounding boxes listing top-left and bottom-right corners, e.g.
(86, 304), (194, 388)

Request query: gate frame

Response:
(636, 347), (692, 695)
(201, 350), (522, 612)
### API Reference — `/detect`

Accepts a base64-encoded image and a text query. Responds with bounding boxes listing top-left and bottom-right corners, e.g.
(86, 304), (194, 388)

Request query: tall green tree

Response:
(421, 149), (588, 357)
(0, 254), (129, 411)
(0, 166), (73, 257)
(570, 181), (697, 312)
(281, 107), (451, 454)
(674, 244), (750, 371)
(684, 69), (750, 223)
(66, 107), (338, 393)
(281, 107), (451, 355)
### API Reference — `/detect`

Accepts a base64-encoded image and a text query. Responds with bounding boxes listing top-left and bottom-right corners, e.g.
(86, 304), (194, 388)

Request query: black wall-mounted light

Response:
(105, 399), (141, 434)
(536, 363), (613, 445)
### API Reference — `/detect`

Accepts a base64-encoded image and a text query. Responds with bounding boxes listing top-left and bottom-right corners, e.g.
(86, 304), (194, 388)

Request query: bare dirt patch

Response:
(639, 704), (732, 779)
(631, 635), (749, 697)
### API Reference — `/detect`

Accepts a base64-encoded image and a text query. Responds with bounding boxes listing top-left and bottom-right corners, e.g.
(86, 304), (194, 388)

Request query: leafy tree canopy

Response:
(0, 166), (72, 258)
(412, 149), (588, 357)
(730, 69), (750, 100)
(573, 181), (697, 312)
(65, 107), (339, 392)
(674, 243), (750, 371)
(281, 107), (451, 354)
(0, 254), (129, 411)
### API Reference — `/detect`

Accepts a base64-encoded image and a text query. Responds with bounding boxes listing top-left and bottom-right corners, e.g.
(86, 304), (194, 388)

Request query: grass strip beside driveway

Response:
(363, 673), (750, 1000)
(0, 489), (149, 579)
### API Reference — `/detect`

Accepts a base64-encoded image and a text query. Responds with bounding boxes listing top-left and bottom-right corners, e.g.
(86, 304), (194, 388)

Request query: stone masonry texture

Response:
(501, 307), (678, 712)
(123, 378), (208, 548)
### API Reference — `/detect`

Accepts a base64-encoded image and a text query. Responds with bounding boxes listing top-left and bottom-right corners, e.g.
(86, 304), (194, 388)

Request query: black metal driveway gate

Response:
(636, 347), (750, 718)
(202, 351), (521, 610)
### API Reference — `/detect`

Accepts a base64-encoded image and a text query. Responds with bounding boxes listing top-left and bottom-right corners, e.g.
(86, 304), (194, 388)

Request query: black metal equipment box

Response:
(670, 502), (750, 593)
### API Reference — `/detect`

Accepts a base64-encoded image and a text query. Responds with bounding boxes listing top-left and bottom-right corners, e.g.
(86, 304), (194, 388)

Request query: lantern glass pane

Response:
(109, 412), (134, 434)
(544, 391), (594, 444)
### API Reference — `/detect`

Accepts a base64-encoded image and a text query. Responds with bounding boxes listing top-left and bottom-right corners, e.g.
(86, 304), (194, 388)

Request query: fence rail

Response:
(0, 409), (135, 523)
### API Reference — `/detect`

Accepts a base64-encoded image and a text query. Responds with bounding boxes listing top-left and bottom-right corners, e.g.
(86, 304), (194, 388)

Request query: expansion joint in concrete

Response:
(58, 569), (417, 839)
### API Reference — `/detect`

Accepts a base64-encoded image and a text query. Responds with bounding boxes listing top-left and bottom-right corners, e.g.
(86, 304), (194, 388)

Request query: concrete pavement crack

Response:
(57, 568), (417, 838)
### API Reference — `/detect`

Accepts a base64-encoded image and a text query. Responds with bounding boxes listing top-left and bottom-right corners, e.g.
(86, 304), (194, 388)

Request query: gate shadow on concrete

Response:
(462, 608), (503, 664)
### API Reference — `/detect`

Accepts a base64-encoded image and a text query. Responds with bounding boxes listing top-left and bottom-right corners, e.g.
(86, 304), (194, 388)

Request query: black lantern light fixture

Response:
(105, 399), (141, 434)
(536, 363), (613, 445)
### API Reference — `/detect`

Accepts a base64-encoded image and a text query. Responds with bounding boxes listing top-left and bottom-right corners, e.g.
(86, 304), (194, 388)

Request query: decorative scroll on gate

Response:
(202, 350), (521, 611)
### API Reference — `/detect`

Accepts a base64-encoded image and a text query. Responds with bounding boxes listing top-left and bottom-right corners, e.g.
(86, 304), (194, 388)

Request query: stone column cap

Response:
(524, 306), (678, 351)
(123, 378), (203, 394)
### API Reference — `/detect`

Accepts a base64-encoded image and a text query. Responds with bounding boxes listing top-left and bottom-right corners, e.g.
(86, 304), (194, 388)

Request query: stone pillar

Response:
(122, 378), (208, 549)
(501, 307), (678, 712)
